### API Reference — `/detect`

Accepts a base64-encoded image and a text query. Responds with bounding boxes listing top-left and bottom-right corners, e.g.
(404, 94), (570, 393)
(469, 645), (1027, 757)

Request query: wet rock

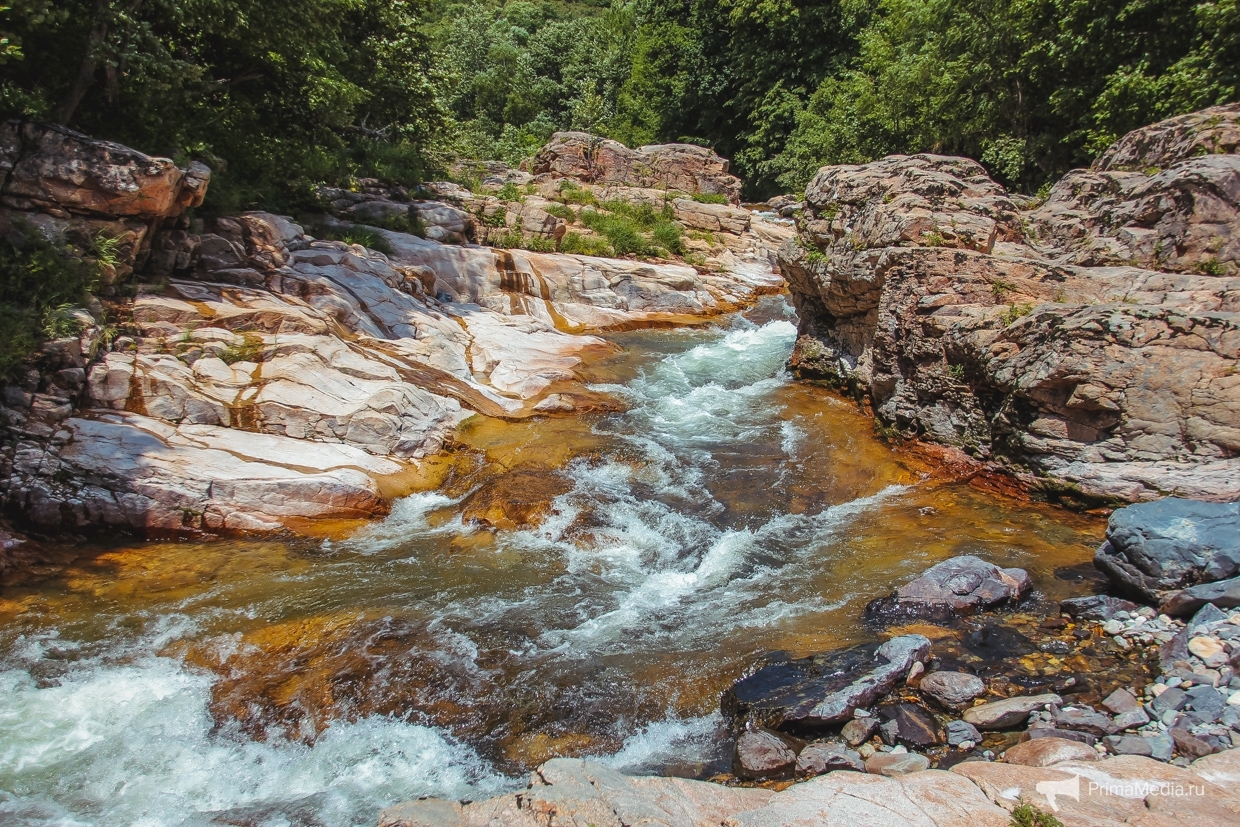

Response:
(1162, 576), (1240, 617)
(840, 716), (879, 746)
(1052, 706), (1117, 736)
(735, 729), (800, 778)
(920, 671), (987, 710)
(945, 719), (982, 747)
(460, 467), (573, 530)
(960, 622), (1037, 659)
(877, 703), (942, 748)
(1095, 498), (1240, 604)
(1003, 736), (1099, 767)
(1021, 727), (1096, 746)
(865, 557), (1031, 621)
(1104, 733), (1175, 761)
(1060, 595), (1140, 621)
(962, 693), (1061, 731)
(1101, 687), (1140, 714)
(795, 742), (865, 775)
(722, 635), (932, 728)
(863, 752), (931, 777)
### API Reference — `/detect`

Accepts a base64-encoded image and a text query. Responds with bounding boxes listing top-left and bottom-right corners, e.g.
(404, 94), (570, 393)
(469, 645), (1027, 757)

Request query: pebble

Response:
(1103, 620), (1125, 635)
(1229, 691), (1240, 707)
(1189, 637), (1225, 659)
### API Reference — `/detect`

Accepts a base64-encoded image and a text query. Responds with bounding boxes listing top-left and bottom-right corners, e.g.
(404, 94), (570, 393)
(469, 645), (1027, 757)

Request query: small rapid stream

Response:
(0, 296), (1105, 827)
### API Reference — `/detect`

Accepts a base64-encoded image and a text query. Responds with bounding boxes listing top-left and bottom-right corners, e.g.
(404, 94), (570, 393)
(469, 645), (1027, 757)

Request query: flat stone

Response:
(841, 717), (878, 747)
(1053, 706), (1116, 736)
(1104, 733), (1175, 761)
(919, 671), (986, 710)
(1161, 576), (1240, 616)
(1182, 685), (1227, 724)
(962, 693), (1062, 731)
(1021, 727), (1096, 746)
(1169, 726), (1222, 758)
(1003, 737), (1099, 767)
(864, 752), (931, 777)
(1151, 686), (1189, 715)
(795, 742), (865, 775)
(1059, 595), (1139, 621)
(735, 729), (798, 778)
(1189, 636), (1225, 659)
(723, 635), (932, 728)
(945, 719), (982, 747)
(1101, 687), (1140, 714)
(1111, 706), (1151, 731)
(865, 556), (1031, 621)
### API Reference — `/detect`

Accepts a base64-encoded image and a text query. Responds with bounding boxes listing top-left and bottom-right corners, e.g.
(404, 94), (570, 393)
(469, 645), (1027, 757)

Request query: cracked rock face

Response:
(781, 106), (1240, 503)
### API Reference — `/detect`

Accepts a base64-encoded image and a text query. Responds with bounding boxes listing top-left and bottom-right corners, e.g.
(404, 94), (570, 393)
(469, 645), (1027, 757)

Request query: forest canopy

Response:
(1, 0), (1236, 204)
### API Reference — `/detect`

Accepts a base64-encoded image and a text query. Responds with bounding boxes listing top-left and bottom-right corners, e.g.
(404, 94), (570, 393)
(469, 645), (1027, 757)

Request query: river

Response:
(0, 295), (1105, 826)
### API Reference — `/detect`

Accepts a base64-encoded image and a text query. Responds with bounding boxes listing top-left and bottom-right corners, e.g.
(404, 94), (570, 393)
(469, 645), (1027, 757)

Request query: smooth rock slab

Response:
(1104, 733), (1174, 761)
(723, 635), (932, 728)
(962, 693), (1061, 731)
(919, 671), (986, 710)
(1002, 736), (1099, 767)
(865, 556), (1031, 621)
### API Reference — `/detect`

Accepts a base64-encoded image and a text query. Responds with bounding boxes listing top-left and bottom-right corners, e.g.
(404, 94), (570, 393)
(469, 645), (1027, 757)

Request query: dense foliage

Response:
(1, 0), (1237, 203)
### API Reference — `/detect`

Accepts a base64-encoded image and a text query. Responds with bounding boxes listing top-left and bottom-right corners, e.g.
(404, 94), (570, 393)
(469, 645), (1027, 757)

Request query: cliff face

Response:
(781, 105), (1240, 504)
(0, 123), (783, 536)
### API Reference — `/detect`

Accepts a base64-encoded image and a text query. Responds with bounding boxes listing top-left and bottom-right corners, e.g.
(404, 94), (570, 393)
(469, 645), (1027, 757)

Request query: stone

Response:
(1151, 686), (1189, 715)
(1104, 733), (1175, 761)
(1002, 737), (1099, 767)
(945, 720), (982, 747)
(865, 556), (1031, 621)
(780, 108), (1240, 504)
(1162, 576), (1240, 617)
(722, 635), (932, 728)
(735, 729), (799, 778)
(1182, 685), (1227, 724)
(795, 742), (866, 775)
(1169, 726), (1222, 758)
(1190, 636), (1226, 660)
(1021, 727), (1096, 746)
(1059, 595), (1140, 621)
(1110, 706), (1151, 731)
(532, 133), (742, 202)
(1095, 498), (1240, 604)
(1, 120), (209, 218)
(877, 702), (942, 748)
(863, 752), (931, 777)
(840, 716), (879, 746)
(1052, 706), (1117, 736)
(962, 693), (1062, 731)
(920, 671), (987, 710)
(1101, 687), (1140, 714)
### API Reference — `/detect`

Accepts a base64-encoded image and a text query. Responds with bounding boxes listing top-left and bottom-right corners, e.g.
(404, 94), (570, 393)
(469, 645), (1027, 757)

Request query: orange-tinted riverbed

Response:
(0, 297), (1106, 826)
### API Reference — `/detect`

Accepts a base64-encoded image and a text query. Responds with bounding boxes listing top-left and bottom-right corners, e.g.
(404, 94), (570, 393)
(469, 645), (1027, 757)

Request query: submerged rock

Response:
(865, 556), (1031, 621)
(919, 671), (987, 710)
(1095, 498), (1240, 604)
(1060, 594), (1140, 621)
(722, 635), (932, 729)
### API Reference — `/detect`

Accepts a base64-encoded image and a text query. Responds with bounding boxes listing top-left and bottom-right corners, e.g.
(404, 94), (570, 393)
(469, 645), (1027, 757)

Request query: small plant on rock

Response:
(690, 192), (729, 204)
(1001, 302), (1035, 325)
(1009, 801), (1064, 827)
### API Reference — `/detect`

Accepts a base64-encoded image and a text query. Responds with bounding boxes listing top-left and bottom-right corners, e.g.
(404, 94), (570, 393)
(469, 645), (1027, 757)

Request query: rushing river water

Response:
(0, 296), (1105, 827)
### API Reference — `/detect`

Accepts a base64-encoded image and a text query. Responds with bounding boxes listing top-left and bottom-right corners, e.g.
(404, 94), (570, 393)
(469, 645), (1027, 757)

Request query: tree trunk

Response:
(54, 0), (112, 126)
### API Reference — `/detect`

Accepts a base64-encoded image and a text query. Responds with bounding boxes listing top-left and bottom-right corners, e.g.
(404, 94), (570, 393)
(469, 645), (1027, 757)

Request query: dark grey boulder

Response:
(1161, 576), (1240, 617)
(1181, 685), (1227, 725)
(1052, 706), (1116, 736)
(865, 556), (1032, 621)
(1059, 595), (1139, 621)
(722, 635), (932, 728)
(877, 702), (941, 748)
(1094, 498), (1240, 604)
(1150, 687), (1188, 716)
(1022, 727), (1096, 746)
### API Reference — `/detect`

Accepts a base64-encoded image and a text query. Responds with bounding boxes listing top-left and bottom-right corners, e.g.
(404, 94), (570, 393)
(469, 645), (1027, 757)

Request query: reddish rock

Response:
(1003, 736), (1099, 767)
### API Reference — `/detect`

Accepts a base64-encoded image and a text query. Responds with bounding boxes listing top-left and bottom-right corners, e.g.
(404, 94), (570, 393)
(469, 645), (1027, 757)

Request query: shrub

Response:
(578, 209), (658, 257)
(1001, 302), (1036, 325)
(0, 223), (97, 379)
(323, 225), (393, 254)
(559, 232), (613, 257)
(498, 182), (525, 203)
(558, 180), (598, 206)
(651, 222), (684, 255)
(545, 204), (577, 222)
(690, 192), (729, 204)
(524, 236), (555, 253)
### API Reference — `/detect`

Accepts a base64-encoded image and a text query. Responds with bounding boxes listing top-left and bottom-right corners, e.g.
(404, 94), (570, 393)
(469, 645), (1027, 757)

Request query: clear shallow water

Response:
(0, 296), (1105, 826)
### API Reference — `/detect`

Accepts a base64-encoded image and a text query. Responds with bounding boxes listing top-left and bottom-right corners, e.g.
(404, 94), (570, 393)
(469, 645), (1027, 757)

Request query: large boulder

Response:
(723, 635), (932, 729)
(780, 107), (1240, 503)
(865, 556), (1031, 621)
(1094, 498), (1240, 604)
(0, 120), (209, 218)
(532, 132), (743, 203)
